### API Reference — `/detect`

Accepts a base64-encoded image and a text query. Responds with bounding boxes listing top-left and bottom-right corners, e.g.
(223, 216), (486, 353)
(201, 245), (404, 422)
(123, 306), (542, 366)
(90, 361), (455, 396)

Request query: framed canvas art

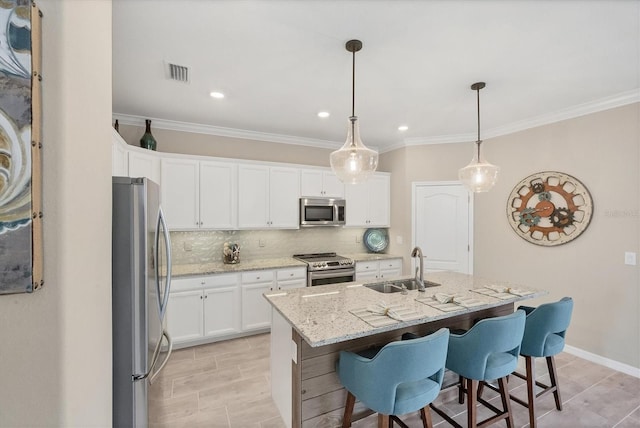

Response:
(0, 0), (43, 294)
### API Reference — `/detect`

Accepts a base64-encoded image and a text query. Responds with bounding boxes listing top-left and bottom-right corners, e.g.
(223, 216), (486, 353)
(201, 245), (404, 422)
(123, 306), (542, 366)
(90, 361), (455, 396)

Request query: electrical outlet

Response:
(183, 242), (192, 251)
(624, 252), (637, 266)
(396, 235), (404, 245)
(259, 239), (266, 247)
(355, 235), (361, 243)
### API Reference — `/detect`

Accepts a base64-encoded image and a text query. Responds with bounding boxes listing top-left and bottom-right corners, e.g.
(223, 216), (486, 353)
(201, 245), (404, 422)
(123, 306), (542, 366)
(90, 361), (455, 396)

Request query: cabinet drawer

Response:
(204, 273), (239, 288)
(356, 261), (378, 273)
(379, 259), (402, 270)
(170, 276), (205, 292)
(241, 270), (274, 284)
(277, 267), (306, 281)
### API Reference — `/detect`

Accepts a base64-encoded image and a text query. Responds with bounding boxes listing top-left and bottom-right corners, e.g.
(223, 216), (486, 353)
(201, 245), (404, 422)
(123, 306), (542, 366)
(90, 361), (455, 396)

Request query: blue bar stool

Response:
(510, 297), (574, 428)
(430, 310), (526, 428)
(337, 328), (450, 428)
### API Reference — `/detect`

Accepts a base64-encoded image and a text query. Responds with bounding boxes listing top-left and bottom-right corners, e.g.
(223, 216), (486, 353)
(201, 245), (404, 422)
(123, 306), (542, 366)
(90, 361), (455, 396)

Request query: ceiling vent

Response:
(167, 62), (190, 83)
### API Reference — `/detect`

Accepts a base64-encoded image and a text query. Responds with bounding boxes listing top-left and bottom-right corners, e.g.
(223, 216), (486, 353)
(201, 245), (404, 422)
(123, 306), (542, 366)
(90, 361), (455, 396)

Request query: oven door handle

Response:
(309, 268), (356, 279)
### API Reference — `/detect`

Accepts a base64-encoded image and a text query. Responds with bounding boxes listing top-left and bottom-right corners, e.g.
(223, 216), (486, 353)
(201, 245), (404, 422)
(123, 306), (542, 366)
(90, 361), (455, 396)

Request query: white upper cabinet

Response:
(300, 169), (345, 198)
(161, 158), (237, 230)
(199, 160), (237, 229)
(345, 173), (390, 227)
(112, 130), (128, 176)
(128, 149), (161, 184)
(161, 158), (199, 229)
(238, 164), (300, 229)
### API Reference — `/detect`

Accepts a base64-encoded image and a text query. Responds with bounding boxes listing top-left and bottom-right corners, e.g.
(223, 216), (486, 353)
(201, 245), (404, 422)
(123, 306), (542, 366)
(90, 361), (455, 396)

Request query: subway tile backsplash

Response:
(170, 228), (377, 265)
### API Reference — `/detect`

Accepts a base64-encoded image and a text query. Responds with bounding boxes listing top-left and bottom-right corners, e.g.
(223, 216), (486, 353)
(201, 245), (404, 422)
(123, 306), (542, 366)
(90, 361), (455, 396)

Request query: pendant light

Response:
(330, 39), (379, 184)
(458, 82), (500, 192)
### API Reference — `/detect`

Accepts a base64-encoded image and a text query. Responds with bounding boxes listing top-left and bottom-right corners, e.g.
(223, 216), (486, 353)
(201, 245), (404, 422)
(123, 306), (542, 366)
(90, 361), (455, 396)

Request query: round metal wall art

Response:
(506, 171), (593, 246)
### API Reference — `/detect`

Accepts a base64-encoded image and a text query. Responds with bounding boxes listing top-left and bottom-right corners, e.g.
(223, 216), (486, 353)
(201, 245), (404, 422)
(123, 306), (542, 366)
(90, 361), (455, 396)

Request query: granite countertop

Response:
(344, 253), (403, 262)
(264, 271), (546, 348)
(170, 253), (403, 277)
(171, 257), (307, 277)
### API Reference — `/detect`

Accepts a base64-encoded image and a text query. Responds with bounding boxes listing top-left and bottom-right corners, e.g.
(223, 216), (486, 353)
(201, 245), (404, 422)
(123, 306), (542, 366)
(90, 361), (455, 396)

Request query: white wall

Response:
(0, 1), (113, 426)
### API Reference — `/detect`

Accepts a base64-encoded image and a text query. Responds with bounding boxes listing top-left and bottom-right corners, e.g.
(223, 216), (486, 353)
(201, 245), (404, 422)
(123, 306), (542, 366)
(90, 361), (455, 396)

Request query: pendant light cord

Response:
(476, 85), (481, 160)
(351, 48), (356, 118)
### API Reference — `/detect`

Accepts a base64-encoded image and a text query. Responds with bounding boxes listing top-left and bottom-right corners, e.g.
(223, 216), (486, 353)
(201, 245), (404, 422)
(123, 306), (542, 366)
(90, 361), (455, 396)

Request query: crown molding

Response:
(112, 113), (344, 150)
(396, 89), (640, 148)
(114, 89), (639, 153)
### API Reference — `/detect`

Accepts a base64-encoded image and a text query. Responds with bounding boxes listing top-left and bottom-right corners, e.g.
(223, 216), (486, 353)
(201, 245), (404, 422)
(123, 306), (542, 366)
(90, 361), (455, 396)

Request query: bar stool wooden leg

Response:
(458, 375), (465, 404)
(525, 356), (536, 428)
(547, 356), (562, 411)
(498, 377), (514, 428)
(342, 391), (355, 428)
(467, 378), (478, 428)
(420, 406), (433, 428)
(377, 413), (391, 428)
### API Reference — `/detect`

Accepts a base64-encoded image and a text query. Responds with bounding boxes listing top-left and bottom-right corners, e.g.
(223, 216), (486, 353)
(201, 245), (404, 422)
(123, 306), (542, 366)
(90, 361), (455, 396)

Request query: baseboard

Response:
(564, 345), (640, 378)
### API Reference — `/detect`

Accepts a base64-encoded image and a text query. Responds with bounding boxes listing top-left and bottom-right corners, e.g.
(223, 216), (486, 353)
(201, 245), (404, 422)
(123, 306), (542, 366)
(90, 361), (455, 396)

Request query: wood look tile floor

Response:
(150, 333), (640, 428)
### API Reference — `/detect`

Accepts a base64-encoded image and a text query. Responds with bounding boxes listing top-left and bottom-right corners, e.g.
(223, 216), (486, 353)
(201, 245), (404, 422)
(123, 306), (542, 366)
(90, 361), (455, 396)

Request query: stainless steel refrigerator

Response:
(112, 177), (173, 427)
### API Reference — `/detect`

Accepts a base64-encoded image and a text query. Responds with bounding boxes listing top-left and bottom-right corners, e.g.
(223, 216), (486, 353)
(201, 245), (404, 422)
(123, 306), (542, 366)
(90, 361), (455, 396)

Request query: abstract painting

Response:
(0, 0), (42, 294)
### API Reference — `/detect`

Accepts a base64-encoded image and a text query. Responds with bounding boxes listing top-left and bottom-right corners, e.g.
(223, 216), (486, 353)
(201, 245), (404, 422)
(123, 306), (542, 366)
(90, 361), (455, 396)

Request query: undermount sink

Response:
(364, 278), (441, 293)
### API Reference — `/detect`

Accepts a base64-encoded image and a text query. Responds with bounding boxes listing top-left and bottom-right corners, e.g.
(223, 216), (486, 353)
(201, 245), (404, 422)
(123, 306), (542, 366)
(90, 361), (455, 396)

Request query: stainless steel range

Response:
(293, 252), (356, 287)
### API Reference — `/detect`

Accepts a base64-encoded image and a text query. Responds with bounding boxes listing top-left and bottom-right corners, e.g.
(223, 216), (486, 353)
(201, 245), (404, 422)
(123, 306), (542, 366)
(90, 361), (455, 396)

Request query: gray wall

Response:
(380, 103), (640, 369)
(0, 1), (113, 426)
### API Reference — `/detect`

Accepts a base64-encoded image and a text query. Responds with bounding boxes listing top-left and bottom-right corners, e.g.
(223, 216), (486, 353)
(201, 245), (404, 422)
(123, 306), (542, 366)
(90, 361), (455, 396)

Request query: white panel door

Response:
(300, 169), (324, 197)
(200, 161), (237, 229)
(241, 283), (273, 330)
(413, 183), (472, 273)
(322, 172), (345, 198)
(345, 182), (369, 226)
(161, 158), (199, 229)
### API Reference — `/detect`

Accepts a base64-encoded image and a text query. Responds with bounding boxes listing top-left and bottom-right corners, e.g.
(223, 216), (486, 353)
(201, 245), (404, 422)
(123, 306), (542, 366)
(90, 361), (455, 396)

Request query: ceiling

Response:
(112, 1), (640, 152)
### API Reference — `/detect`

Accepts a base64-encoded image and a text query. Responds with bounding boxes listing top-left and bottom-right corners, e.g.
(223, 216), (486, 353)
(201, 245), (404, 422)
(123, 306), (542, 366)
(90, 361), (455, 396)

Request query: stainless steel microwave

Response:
(299, 198), (346, 227)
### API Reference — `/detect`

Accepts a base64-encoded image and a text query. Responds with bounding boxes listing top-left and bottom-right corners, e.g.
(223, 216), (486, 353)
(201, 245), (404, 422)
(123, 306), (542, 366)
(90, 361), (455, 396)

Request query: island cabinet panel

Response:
(290, 303), (514, 427)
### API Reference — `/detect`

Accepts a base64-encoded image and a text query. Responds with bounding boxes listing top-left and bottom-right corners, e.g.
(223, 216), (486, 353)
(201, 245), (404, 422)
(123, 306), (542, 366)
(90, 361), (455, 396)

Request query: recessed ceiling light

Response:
(398, 125), (409, 131)
(209, 91), (225, 99)
(317, 111), (330, 118)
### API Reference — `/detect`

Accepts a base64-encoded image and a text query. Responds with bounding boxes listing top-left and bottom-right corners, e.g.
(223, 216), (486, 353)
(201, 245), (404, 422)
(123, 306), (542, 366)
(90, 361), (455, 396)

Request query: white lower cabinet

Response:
(355, 258), (403, 282)
(166, 273), (241, 345)
(168, 267), (307, 347)
(241, 270), (275, 331)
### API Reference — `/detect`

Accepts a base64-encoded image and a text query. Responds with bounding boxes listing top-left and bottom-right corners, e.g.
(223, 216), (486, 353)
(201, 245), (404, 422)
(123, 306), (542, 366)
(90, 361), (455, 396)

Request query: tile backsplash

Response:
(170, 228), (378, 265)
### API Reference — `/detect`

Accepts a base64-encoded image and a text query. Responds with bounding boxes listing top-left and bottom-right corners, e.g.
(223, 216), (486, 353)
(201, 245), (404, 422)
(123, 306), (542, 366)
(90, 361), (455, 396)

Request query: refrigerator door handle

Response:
(155, 206), (172, 322)
(149, 330), (173, 384)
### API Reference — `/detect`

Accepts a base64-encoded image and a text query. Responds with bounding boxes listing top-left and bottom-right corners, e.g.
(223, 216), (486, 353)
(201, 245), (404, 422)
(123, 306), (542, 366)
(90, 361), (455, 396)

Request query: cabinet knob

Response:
(290, 273), (294, 277)
(201, 281), (205, 285)
(200, 295), (203, 299)
(204, 295), (208, 299)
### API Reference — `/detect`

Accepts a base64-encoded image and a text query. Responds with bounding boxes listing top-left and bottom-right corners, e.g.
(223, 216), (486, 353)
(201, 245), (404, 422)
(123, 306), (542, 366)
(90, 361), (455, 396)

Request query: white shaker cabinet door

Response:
(203, 286), (241, 337)
(269, 166), (300, 229)
(161, 158), (199, 229)
(199, 161), (237, 229)
(345, 182), (369, 226)
(166, 289), (204, 344)
(367, 174), (390, 227)
(128, 150), (161, 184)
(300, 169), (324, 197)
(241, 282), (273, 330)
(238, 164), (270, 228)
(322, 171), (345, 198)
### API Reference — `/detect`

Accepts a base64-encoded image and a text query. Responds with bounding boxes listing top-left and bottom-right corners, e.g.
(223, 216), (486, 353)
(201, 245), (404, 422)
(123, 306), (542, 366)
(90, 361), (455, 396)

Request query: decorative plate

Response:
(363, 228), (389, 253)
(506, 171), (593, 246)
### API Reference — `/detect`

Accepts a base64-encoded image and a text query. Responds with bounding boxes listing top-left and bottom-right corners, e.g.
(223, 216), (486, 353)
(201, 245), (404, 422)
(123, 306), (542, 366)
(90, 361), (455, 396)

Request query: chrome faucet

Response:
(411, 246), (426, 291)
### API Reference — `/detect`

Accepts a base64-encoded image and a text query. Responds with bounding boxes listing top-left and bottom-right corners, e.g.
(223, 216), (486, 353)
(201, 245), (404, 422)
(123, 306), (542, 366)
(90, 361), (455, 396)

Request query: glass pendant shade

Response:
(330, 117), (379, 184)
(458, 142), (500, 192)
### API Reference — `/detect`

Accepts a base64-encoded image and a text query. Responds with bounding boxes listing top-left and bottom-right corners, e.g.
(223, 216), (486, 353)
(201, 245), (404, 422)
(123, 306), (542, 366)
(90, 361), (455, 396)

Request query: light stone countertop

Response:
(171, 257), (307, 277)
(264, 271), (546, 347)
(344, 253), (403, 262)
(170, 253), (403, 277)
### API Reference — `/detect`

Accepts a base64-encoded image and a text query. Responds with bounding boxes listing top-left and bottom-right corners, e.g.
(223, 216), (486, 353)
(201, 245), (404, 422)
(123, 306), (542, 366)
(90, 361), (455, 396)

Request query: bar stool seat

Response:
(430, 310), (526, 428)
(336, 328), (450, 428)
(509, 297), (574, 428)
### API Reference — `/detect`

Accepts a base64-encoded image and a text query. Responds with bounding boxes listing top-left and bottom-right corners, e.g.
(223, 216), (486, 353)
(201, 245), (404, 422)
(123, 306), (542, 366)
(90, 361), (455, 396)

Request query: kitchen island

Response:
(264, 271), (545, 428)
